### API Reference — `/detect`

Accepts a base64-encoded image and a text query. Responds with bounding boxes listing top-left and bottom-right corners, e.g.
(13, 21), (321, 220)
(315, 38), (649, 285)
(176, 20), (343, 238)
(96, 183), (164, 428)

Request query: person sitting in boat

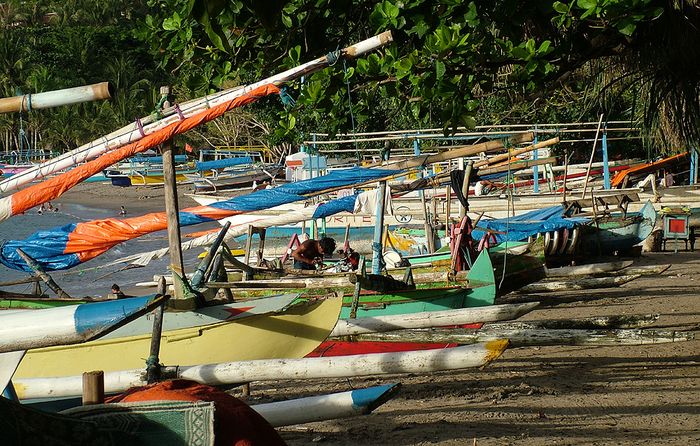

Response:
(292, 237), (336, 270)
(474, 179), (494, 196)
(110, 283), (126, 299)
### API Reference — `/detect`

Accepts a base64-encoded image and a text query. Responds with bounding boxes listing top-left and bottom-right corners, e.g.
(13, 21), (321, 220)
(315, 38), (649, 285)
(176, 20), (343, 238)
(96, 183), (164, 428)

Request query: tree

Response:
(139, 0), (699, 150)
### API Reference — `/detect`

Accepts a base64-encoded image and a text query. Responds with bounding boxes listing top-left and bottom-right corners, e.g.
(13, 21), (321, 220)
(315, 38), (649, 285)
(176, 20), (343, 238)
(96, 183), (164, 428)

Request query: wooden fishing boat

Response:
(310, 302), (538, 357)
(12, 296), (342, 380)
(14, 340), (509, 399)
(576, 201), (656, 256)
(192, 165), (284, 193)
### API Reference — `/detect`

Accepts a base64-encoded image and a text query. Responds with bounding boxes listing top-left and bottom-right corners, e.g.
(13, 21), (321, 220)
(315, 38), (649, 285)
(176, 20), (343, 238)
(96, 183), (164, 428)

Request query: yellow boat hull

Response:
(129, 173), (189, 185)
(15, 298), (341, 379)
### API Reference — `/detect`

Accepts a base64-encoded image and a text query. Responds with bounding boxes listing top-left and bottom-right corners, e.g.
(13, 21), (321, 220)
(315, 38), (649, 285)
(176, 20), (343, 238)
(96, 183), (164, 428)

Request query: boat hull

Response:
(13, 297), (341, 380)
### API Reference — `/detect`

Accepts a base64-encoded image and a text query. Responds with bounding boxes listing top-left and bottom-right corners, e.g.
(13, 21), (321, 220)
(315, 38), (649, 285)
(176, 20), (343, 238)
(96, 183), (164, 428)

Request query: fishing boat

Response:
(187, 190), (426, 242)
(576, 200), (656, 256)
(191, 164), (285, 194)
(12, 296), (342, 380)
(103, 154), (194, 187)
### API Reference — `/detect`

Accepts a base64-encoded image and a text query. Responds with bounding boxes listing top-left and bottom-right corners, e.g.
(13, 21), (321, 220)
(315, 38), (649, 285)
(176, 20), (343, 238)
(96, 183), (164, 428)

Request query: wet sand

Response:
(240, 252), (700, 445)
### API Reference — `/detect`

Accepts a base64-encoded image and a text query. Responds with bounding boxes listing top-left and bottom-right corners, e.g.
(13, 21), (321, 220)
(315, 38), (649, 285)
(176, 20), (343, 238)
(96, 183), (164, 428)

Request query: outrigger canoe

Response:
(13, 296), (342, 380)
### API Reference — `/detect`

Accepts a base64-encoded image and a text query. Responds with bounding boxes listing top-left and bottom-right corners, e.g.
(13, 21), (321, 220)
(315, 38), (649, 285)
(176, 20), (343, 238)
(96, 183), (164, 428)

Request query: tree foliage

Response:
(140, 0), (699, 150)
(0, 1), (164, 155)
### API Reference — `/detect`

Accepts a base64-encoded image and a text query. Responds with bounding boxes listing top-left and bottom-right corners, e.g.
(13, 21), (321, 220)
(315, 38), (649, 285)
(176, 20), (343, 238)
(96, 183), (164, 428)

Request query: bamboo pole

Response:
(0, 82), (112, 114)
(15, 248), (71, 299)
(580, 114), (604, 199)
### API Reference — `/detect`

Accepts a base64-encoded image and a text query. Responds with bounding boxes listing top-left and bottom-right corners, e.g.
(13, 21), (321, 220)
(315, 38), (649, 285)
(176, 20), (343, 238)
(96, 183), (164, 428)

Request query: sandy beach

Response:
(56, 181), (200, 215)
(231, 251), (700, 446)
(8, 182), (699, 445)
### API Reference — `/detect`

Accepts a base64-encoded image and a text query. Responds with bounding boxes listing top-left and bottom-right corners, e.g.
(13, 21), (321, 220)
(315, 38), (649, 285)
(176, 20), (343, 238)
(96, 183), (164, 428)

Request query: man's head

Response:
(319, 237), (336, 256)
(111, 284), (120, 293)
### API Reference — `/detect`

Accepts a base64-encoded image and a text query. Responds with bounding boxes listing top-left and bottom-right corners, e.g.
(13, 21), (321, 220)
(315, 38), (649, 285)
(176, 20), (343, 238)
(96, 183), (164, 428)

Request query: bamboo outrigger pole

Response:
(0, 82), (112, 114)
(0, 31), (394, 193)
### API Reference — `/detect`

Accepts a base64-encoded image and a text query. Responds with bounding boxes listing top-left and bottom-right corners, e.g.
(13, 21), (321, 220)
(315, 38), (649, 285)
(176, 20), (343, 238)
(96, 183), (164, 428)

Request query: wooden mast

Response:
(160, 86), (186, 303)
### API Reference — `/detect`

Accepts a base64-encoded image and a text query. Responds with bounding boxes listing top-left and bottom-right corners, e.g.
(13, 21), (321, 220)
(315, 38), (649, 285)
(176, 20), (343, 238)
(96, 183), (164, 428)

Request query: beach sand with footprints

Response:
(239, 252), (700, 446)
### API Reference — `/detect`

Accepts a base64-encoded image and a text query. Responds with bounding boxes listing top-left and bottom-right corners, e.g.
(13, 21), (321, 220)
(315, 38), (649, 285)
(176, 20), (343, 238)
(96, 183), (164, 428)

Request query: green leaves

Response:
(370, 1), (402, 30)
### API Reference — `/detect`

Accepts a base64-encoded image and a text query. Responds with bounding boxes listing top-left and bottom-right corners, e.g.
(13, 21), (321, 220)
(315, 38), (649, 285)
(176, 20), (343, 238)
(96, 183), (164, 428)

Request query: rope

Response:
(134, 118), (146, 137)
(326, 49), (341, 66)
(173, 103), (185, 120)
(278, 86), (296, 108)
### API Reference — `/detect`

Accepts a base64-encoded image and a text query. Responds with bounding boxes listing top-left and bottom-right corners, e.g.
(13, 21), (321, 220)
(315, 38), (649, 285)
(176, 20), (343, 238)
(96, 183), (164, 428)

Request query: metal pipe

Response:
(0, 82), (112, 114)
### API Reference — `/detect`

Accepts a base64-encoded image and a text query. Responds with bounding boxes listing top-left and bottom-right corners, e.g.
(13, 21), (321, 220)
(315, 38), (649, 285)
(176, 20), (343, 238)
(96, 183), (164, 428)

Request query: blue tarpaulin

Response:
(195, 157), (254, 171)
(471, 205), (589, 243)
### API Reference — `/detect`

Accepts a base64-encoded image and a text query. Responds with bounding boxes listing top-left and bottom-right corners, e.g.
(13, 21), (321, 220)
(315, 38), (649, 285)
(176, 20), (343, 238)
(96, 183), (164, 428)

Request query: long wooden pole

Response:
(15, 248), (71, 299)
(146, 277), (167, 384)
(580, 114), (604, 199)
(473, 137), (560, 169)
(160, 86), (185, 300)
(459, 160), (474, 218)
(376, 133), (533, 171)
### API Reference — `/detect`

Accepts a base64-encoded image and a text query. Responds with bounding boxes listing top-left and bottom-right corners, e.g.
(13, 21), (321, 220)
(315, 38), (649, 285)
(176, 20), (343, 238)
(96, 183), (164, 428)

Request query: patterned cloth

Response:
(64, 400), (215, 446)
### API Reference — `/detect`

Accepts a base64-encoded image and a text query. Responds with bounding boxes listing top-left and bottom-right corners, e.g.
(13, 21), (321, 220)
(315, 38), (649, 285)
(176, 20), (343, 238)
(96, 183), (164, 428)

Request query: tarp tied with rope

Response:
(0, 167), (399, 271)
(471, 206), (589, 244)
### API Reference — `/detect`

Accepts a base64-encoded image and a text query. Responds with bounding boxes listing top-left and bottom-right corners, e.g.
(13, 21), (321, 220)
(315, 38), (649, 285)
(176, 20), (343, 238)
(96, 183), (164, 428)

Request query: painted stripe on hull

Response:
(0, 295), (158, 352)
(252, 383), (401, 427)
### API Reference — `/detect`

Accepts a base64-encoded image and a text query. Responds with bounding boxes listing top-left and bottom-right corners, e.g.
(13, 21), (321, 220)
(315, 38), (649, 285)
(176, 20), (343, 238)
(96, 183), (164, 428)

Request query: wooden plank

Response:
(355, 328), (694, 347)
(545, 260), (634, 277)
(519, 274), (642, 293)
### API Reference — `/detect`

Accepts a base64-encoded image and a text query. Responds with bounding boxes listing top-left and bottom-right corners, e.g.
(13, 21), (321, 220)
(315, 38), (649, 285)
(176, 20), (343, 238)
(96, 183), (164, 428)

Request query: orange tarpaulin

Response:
(611, 153), (688, 188)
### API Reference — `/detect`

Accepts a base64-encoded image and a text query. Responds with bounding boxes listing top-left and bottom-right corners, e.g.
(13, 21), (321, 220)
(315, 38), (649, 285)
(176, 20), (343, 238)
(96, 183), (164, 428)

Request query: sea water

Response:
(0, 203), (210, 297)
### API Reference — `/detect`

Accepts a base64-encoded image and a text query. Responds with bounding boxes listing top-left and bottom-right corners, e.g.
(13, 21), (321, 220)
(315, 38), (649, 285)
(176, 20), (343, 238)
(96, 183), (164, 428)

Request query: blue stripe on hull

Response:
(73, 295), (156, 335)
